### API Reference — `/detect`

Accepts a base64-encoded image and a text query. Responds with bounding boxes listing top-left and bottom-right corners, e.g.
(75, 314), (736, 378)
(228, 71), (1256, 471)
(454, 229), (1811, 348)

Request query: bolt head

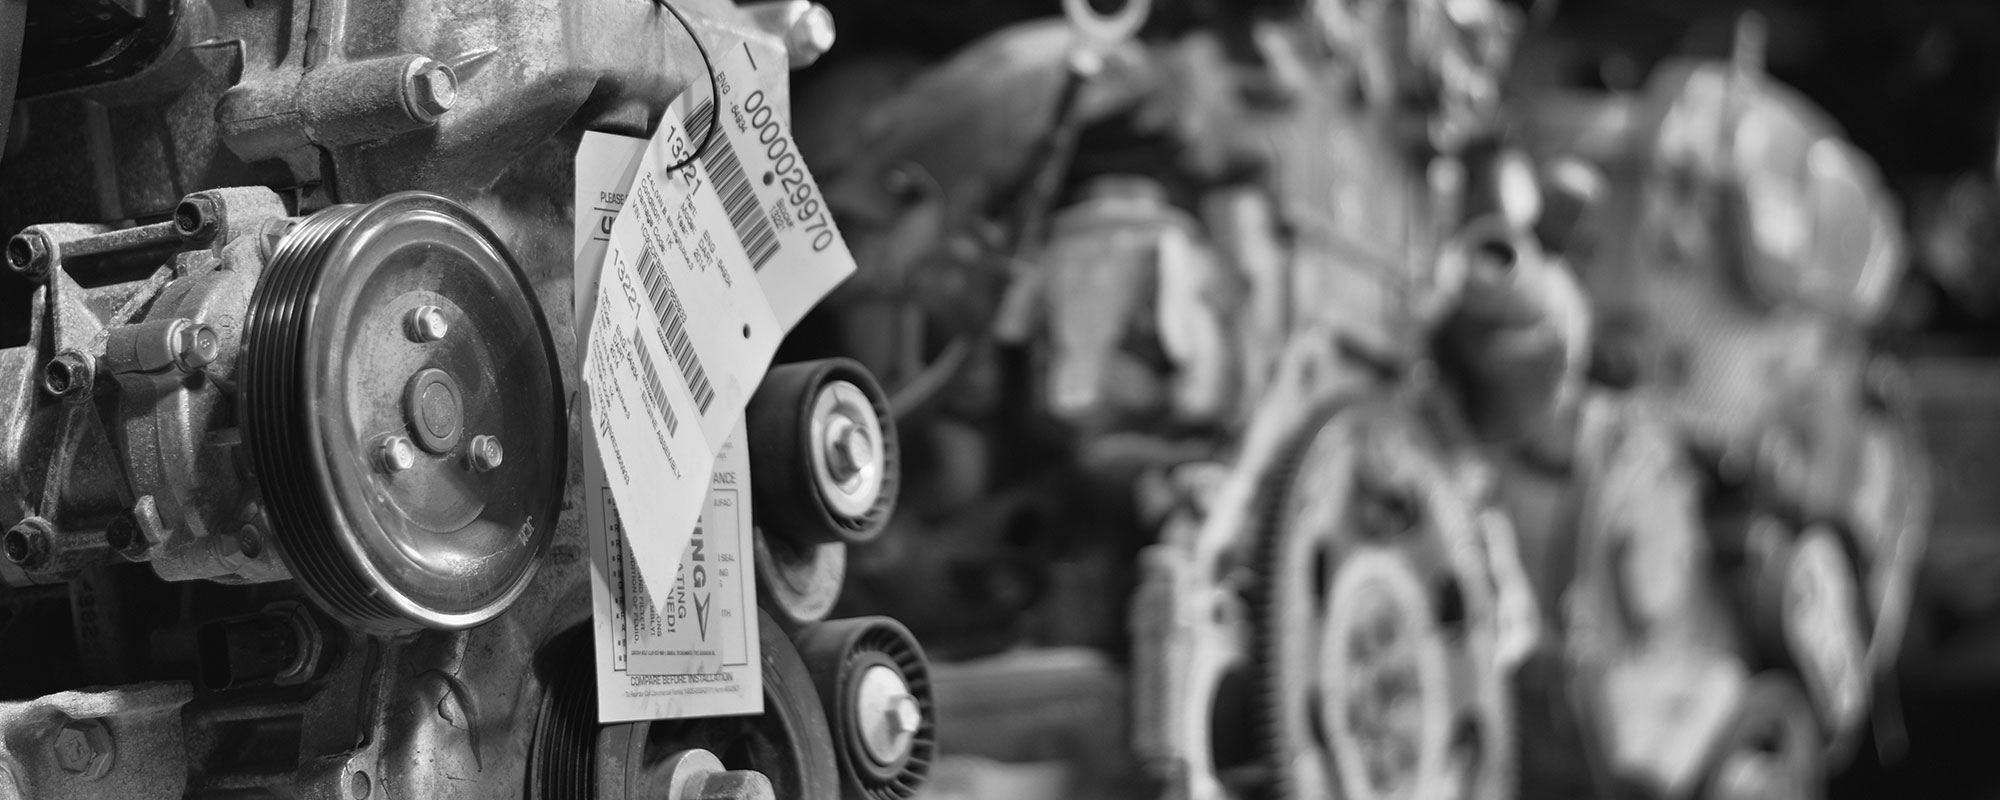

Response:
(694, 770), (776, 800)
(406, 59), (458, 120)
(469, 434), (504, 472)
(405, 305), (449, 343)
(379, 436), (418, 473)
(783, 4), (837, 69)
(823, 416), (874, 484)
(175, 322), (220, 371)
(887, 693), (921, 736)
(53, 719), (113, 780)
(855, 664), (920, 764)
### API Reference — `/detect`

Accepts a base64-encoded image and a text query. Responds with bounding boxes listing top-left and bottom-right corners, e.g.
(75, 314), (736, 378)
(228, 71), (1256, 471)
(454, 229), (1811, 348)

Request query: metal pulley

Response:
(747, 358), (900, 547)
(239, 192), (564, 633)
(791, 616), (937, 800)
(754, 528), (847, 627)
(1253, 399), (1517, 800)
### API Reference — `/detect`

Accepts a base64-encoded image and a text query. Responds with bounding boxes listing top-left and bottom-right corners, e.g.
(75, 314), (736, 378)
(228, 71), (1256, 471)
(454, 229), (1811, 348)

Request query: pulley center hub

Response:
(853, 664), (919, 765)
(809, 380), (886, 518)
(1319, 548), (1451, 800)
(405, 367), (465, 454)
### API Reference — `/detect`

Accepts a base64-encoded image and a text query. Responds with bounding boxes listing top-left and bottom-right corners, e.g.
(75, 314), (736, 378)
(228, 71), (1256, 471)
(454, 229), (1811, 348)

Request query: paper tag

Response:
(582, 32), (857, 619)
(576, 131), (764, 720)
(585, 422), (763, 722)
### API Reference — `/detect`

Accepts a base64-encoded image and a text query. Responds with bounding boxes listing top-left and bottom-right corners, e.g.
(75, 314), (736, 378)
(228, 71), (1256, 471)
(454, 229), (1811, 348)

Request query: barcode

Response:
(628, 328), (681, 436)
(684, 99), (779, 271)
(635, 248), (718, 413)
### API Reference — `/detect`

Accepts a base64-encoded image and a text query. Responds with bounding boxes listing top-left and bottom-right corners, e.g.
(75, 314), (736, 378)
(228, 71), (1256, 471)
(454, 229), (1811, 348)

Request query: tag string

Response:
(653, 0), (722, 173)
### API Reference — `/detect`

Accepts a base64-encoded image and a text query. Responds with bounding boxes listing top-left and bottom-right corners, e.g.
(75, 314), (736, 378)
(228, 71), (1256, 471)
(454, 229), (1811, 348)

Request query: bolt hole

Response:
(44, 360), (73, 394)
(742, 324), (751, 339)
(2, 528), (34, 565)
(5, 237), (32, 269)
(174, 200), (206, 235)
(104, 516), (134, 551)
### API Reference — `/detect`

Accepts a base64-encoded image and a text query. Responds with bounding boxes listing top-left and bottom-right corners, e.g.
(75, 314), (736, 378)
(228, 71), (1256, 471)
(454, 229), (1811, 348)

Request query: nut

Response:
(52, 718), (113, 780)
(174, 196), (218, 239)
(404, 58), (458, 121)
(3, 518), (52, 569)
(43, 351), (94, 402)
(7, 231), (49, 279)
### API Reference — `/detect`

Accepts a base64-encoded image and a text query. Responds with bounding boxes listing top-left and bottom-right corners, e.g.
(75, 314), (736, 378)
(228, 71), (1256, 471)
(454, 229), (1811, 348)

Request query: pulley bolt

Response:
(405, 305), (449, 343)
(855, 664), (921, 764)
(174, 321), (220, 372)
(377, 436), (418, 473)
(823, 415), (875, 485)
(781, 4), (837, 69)
(469, 435), (504, 472)
(886, 693), (922, 736)
(3, 518), (53, 569)
(404, 58), (458, 122)
(43, 351), (94, 403)
(52, 718), (113, 780)
(694, 770), (776, 800)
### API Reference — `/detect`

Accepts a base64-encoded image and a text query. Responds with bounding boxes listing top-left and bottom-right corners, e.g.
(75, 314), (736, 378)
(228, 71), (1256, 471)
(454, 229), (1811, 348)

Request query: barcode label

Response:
(684, 99), (779, 271)
(628, 328), (681, 436)
(635, 248), (719, 413)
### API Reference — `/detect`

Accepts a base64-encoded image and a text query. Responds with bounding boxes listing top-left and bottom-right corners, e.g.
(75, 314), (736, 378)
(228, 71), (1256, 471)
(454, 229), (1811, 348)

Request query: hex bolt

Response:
(693, 770), (777, 800)
(43, 351), (94, 402)
(405, 305), (449, 343)
(377, 435), (418, 474)
(855, 664), (921, 765)
(823, 416), (874, 485)
(174, 321), (220, 372)
(468, 434), (504, 472)
(780, 3), (837, 70)
(3, 518), (53, 569)
(886, 693), (922, 737)
(174, 196), (219, 239)
(52, 718), (113, 780)
(6, 231), (50, 279)
(403, 58), (458, 122)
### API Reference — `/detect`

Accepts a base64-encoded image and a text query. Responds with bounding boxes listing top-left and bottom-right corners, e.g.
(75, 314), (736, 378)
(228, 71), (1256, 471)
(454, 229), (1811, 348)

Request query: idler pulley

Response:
(792, 616), (937, 800)
(240, 192), (564, 632)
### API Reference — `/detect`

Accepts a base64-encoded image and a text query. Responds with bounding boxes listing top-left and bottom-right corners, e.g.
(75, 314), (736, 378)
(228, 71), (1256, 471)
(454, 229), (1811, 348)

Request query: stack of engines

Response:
(800, 2), (1926, 800)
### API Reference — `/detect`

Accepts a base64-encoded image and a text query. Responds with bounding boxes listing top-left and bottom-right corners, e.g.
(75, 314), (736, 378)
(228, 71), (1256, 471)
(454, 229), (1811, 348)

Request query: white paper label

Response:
(577, 130), (765, 720)
(585, 422), (763, 721)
